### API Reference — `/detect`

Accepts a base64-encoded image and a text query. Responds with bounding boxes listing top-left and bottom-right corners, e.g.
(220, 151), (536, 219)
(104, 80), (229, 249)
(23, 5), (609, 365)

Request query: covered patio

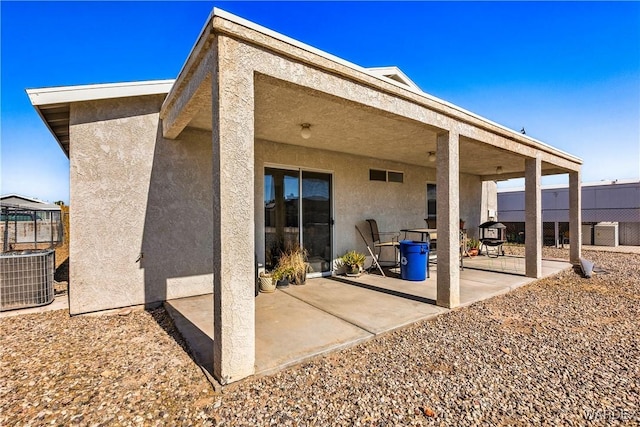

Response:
(158, 9), (582, 384)
(166, 256), (570, 379)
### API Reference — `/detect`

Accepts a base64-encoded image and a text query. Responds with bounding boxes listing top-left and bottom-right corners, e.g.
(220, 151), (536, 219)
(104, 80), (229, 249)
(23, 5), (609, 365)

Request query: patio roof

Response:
(161, 8), (582, 181)
(25, 9), (582, 181)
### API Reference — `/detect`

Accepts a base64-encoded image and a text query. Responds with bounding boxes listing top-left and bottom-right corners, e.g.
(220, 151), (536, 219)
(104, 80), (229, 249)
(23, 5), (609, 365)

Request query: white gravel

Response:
(1, 248), (638, 426)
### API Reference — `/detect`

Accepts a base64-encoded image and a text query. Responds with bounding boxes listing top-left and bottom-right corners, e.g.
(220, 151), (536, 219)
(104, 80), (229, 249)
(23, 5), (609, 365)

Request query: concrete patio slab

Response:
(541, 259), (574, 275)
(165, 257), (571, 382)
(343, 263), (541, 308)
(164, 294), (214, 376)
(165, 291), (375, 377)
(462, 254), (527, 274)
(0, 295), (69, 318)
(281, 279), (447, 335)
(460, 268), (526, 286)
(255, 288), (372, 375)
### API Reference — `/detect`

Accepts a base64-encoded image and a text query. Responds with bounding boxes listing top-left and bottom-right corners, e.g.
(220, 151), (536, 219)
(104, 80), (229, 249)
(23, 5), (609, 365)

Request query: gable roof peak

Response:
(365, 66), (421, 91)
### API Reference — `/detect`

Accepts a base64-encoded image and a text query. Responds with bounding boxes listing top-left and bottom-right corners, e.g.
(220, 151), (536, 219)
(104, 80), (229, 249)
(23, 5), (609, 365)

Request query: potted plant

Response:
(259, 271), (276, 293)
(273, 266), (293, 288)
(467, 239), (480, 257)
(276, 245), (312, 286)
(340, 250), (366, 277)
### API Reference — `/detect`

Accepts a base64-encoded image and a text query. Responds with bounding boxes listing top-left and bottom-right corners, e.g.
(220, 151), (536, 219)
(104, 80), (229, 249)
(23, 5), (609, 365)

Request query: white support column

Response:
(554, 222), (560, 248)
(211, 43), (255, 384)
(436, 130), (460, 308)
(569, 171), (582, 264)
(525, 156), (542, 278)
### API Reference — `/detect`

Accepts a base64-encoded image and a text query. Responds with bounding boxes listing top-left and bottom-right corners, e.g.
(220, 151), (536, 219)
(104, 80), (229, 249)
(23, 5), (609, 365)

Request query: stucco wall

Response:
(254, 139), (484, 267)
(69, 95), (213, 314)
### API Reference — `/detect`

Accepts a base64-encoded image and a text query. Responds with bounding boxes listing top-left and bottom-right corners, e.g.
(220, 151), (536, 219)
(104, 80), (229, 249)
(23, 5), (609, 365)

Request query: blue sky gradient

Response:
(2, 1), (639, 204)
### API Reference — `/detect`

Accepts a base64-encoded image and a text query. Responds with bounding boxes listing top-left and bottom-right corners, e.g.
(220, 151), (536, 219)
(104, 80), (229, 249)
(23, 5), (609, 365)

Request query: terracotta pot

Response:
(468, 248), (479, 257)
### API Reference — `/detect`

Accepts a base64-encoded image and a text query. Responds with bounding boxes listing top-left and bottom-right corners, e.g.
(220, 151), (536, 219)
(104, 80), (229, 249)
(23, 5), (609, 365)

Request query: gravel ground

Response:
(2, 248), (638, 426)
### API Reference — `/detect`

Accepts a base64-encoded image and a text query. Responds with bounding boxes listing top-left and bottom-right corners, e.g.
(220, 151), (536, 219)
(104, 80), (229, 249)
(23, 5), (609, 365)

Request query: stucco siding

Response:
(254, 139), (483, 266)
(69, 96), (213, 314)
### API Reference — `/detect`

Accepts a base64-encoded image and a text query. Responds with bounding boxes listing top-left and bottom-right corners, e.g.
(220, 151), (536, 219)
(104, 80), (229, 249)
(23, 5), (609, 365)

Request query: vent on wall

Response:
(370, 169), (404, 183)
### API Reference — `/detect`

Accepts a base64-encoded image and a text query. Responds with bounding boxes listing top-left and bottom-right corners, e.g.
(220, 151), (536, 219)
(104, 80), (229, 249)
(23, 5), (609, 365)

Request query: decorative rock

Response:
(0, 248), (638, 425)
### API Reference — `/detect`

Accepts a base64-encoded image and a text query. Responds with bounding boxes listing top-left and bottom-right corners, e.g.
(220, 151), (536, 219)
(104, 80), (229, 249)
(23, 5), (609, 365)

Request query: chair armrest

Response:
(378, 231), (400, 242)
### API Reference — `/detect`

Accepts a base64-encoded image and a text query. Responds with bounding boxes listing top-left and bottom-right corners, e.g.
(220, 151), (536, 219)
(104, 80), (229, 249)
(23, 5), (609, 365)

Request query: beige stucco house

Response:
(27, 8), (582, 384)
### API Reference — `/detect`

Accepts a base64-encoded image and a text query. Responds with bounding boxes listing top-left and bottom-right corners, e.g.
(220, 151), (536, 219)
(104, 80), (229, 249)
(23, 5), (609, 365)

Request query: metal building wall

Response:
(497, 180), (640, 246)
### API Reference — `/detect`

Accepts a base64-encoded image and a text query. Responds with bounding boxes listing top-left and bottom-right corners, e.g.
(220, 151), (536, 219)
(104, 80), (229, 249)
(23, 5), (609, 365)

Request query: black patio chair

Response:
(366, 219), (400, 266)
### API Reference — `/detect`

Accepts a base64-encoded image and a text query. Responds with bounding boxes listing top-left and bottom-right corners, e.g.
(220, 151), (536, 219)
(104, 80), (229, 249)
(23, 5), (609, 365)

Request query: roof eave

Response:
(26, 80), (175, 106)
(27, 80), (175, 158)
(203, 8), (581, 167)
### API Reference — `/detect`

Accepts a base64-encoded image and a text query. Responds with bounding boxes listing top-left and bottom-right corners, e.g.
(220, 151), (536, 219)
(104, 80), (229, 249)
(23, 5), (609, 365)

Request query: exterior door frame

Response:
(263, 163), (335, 277)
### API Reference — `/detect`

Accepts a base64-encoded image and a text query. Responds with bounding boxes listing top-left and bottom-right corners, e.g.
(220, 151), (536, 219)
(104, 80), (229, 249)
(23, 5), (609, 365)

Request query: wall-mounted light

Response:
(428, 152), (436, 162)
(300, 123), (311, 139)
(496, 166), (503, 175)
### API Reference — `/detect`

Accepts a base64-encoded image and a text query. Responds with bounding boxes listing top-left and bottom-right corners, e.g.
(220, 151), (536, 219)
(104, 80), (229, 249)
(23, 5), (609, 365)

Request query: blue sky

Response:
(2, 1), (639, 204)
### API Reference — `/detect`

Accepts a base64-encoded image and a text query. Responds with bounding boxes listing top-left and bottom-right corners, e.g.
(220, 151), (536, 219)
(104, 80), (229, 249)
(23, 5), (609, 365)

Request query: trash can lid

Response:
(400, 240), (429, 249)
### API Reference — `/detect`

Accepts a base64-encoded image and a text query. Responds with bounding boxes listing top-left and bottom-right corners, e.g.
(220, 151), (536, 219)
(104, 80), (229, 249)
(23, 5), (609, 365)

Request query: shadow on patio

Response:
(165, 255), (570, 380)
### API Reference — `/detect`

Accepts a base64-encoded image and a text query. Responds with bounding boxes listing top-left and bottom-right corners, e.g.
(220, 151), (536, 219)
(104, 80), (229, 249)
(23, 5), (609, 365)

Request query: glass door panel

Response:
(426, 183), (437, 229)
(264, 168), (299, 270)
(302, 171), (332, 274)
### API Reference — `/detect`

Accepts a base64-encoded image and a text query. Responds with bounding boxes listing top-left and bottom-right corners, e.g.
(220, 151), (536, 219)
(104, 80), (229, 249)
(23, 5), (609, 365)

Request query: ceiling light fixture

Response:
(300, 123), (311, 139)
(496, 166), (503, 175)
(428, 152), (436, 162)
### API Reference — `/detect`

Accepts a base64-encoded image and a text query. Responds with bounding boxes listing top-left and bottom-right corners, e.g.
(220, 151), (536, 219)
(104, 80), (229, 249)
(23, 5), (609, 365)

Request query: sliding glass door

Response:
(302, 171), (332, 274)
(264, 167), (333, 274)
(264, 168), (300, 270)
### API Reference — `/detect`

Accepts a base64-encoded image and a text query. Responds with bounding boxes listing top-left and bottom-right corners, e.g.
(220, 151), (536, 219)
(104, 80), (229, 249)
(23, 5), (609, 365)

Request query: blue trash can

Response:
(399, 240), (429, 281)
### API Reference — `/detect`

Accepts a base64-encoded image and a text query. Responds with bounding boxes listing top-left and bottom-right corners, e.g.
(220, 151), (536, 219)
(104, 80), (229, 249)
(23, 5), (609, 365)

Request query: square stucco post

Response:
(569, 171), (582, 264)
(436, 130), (460, 308)
(211, 47), (255, 384)
(525, 156), (542, 278)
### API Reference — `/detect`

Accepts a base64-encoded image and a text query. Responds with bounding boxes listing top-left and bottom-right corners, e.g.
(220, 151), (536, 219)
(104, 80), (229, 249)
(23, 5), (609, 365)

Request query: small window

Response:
(369, 169), (387, 181)
(388, 171), (404, 183)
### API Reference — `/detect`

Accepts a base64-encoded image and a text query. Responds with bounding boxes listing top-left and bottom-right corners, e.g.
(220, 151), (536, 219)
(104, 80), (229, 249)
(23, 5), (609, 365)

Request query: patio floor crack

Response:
(279, 287), (379, 336)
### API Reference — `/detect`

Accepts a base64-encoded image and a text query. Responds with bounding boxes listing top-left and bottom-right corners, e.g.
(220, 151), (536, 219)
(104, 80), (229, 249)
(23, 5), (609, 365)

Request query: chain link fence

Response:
(498, 181), (640, 247)
(1, 206), (63, 252)
(0, 206), (63, 311)
(501, 217), (639, 247)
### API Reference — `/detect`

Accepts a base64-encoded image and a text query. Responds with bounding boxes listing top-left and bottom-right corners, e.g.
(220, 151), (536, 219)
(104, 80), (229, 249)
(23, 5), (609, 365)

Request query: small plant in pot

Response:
(467, 239), (480, 257)
(259, 271), (276, 293)
(273, 266), (294, 288)
(340, 250), (366, 277)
